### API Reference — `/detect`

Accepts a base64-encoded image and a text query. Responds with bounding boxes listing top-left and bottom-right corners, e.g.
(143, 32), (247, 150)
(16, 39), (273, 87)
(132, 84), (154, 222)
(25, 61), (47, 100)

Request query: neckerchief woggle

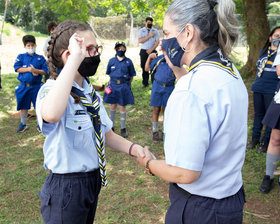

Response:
(71, 78), (108, 186)
(188, 45), (238, 79)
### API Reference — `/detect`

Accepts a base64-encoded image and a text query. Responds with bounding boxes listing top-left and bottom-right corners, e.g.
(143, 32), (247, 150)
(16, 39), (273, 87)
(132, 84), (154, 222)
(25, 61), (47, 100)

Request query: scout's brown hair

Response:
(47, 20), (92, 80)
(47, 22), (57, 33)
(22, 35), (36, 46)
(47, 20), (93, 103)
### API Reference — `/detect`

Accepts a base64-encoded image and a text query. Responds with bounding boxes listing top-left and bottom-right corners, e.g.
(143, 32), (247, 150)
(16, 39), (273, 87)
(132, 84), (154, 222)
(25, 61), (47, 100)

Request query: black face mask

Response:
(78, 55), (100, 77)
(147, 23), (152, 29)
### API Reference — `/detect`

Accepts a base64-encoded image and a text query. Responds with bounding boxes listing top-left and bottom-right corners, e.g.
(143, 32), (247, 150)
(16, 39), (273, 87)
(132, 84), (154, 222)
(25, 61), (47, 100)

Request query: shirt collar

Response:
(73, 79), (93, 95)
(25, 52), (37, 57)
(188, 45), (238, 78)
(190, 45), (219, 68)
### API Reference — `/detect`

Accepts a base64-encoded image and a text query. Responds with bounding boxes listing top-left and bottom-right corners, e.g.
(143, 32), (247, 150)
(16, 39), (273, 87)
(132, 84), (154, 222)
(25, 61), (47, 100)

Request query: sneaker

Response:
(259, 175), (274, 193)
(36, 125), (41, 133)
(247, 140), (259, 149)
(153, 132), (160, 142)
(153, 132), (163, 142)
(121, 128), (128, 138)
(16, 123), (27, 133)
(257, 142), (268, 153)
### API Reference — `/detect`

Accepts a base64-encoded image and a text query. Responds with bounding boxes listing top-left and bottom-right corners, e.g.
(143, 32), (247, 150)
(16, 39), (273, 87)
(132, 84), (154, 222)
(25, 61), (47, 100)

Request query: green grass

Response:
(0, 68), (279, 223)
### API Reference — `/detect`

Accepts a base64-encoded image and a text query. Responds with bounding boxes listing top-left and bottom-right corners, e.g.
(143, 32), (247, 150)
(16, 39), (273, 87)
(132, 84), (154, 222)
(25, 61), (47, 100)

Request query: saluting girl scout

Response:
(35, 20), (145, 224)
(103, 41), (136, 138)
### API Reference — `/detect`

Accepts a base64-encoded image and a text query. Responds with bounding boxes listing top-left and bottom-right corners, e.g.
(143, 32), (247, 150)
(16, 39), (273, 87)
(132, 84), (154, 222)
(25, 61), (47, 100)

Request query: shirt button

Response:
(78, 126), (82, 130)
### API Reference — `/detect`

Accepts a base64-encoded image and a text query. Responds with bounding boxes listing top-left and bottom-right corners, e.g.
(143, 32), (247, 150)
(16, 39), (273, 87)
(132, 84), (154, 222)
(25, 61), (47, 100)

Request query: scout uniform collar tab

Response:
(189, 45), (238, 79)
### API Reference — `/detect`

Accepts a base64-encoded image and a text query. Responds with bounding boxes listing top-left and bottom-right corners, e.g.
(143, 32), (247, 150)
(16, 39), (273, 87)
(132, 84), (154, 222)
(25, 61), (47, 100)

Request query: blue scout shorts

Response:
(39, 169), (101, 224)
(165, 183), (245, 224)
(150, 80), (174, 108)
(15, 82), (42, 110)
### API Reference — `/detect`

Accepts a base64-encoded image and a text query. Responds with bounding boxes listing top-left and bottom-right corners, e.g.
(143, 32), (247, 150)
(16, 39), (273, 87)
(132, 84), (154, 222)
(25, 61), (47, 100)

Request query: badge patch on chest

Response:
(75, 110), (86, 115)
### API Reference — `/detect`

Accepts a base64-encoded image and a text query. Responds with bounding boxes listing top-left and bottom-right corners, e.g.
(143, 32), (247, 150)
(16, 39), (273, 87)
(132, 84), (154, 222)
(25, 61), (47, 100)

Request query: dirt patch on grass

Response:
(244, 196), (280, 224)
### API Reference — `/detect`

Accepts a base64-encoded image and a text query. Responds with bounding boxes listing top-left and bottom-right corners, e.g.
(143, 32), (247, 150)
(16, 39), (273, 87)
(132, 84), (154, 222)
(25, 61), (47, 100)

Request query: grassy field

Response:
(0, 23), (279, 224)
(0, 72), (279, 224)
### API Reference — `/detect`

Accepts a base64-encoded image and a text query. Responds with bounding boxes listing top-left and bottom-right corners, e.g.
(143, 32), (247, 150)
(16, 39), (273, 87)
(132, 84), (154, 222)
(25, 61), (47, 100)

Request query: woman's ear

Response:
(184, 24), (195, 42)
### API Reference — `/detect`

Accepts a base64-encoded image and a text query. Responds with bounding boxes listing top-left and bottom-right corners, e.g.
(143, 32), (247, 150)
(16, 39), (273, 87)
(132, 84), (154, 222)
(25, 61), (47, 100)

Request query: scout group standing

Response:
(9, 0), (280, 223)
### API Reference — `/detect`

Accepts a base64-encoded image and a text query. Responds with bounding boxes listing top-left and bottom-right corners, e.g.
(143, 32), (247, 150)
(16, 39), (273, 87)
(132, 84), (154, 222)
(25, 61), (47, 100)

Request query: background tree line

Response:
(0, 0), (280, 76)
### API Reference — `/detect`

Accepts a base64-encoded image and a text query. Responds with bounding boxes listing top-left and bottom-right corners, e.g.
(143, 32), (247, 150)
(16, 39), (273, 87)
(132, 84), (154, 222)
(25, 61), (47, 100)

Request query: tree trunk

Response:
(240, 0), (270, 77)
(31, 2), (35, 31)
(129, 12), (134, 46)
(0, 0), (9, 45)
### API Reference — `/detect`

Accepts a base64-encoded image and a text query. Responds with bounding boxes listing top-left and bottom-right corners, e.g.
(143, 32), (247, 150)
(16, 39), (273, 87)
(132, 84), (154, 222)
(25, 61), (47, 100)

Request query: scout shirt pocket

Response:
(65, 115), (93, 149)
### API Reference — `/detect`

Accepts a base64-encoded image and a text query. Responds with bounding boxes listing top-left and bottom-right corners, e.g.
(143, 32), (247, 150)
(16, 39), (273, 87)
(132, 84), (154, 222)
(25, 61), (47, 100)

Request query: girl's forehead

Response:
(273, 28), (280, 36)
(76, 30), (97, 45)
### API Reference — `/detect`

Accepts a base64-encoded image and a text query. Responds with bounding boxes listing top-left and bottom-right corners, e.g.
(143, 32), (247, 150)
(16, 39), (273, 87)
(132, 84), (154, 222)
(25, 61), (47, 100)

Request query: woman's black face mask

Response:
(78, 55), (101, 77)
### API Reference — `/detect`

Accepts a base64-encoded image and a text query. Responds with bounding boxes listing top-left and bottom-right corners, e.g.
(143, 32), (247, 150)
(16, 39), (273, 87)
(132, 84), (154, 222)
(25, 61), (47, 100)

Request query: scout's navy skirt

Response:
(39, 169), (101, 224)
(165, 183), (245, 224)
(262, 99), (280, 130)
(103, 82), (134, 106)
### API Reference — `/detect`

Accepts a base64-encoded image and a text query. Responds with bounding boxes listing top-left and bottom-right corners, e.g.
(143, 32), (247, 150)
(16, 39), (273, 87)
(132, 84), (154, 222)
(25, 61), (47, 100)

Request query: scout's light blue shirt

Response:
(14, 52), (48, 84)
(36, 79), (113, 174)
(164, 65), (248, 199)
(106, 56), (136, 80)
(138, 27), (159, 50)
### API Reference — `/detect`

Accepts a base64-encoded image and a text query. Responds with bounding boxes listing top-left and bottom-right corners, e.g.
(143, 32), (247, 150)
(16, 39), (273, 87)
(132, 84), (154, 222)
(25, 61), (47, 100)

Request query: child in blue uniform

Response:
(35, 20), (145, 224)
(145, 53), (175, 142)
(103, 41), (136, 138)
(14, 35), (48, 133)
(247, 26), (280, 152)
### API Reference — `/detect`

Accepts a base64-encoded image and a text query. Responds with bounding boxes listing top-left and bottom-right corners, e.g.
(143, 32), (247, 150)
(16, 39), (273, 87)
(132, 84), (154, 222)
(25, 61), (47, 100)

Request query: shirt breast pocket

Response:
(65, 116), (93, 148)
(121, 66), (128, 75)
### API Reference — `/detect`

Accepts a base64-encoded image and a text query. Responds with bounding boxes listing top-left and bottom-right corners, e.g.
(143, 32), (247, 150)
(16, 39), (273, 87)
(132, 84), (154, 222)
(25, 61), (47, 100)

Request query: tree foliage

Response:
(96, 0), (174, 26)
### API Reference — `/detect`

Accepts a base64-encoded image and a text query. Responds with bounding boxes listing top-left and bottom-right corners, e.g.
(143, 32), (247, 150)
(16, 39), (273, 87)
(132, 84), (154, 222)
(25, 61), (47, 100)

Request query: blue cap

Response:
(115, 41), (126, 49)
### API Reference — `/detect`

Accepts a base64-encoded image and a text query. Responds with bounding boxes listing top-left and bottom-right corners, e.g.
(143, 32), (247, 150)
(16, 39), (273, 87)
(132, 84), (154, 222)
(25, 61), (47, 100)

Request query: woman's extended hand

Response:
(137, 146), (157, 169)
(130, 144), (146, 158)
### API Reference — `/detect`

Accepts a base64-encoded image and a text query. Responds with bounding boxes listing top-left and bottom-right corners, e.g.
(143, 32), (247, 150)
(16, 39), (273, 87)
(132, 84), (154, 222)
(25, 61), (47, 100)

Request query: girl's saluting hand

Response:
(68, 33), (86, 60)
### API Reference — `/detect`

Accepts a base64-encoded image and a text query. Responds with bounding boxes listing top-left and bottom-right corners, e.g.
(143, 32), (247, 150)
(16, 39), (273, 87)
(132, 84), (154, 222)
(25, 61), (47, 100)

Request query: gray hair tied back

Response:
(166, 0), (239, 57)
(207, 0), (217, 10)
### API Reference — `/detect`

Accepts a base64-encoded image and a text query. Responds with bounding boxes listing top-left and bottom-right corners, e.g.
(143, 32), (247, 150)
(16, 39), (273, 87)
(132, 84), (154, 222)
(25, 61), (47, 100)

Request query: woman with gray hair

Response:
(137, 0), (248, 223)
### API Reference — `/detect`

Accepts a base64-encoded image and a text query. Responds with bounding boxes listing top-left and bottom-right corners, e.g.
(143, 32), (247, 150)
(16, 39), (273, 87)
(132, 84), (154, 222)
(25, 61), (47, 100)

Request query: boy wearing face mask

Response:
(103, 41), (136, 137)
(14, 35), (48, 133)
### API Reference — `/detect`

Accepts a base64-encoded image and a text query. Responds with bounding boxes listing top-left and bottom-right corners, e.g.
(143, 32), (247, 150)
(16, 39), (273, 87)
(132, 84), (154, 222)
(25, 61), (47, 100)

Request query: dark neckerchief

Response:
(71, 78), (100, 117)
(189, 45), (238, 79)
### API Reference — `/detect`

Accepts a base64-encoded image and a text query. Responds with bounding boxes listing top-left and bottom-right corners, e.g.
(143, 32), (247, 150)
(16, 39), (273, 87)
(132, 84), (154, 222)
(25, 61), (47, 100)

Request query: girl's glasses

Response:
(86, 45), (103, 57)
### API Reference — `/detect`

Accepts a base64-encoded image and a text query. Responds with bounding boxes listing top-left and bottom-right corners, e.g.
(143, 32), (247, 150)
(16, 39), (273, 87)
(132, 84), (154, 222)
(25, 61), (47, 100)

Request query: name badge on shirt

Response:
(75, 110), (86, 115)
